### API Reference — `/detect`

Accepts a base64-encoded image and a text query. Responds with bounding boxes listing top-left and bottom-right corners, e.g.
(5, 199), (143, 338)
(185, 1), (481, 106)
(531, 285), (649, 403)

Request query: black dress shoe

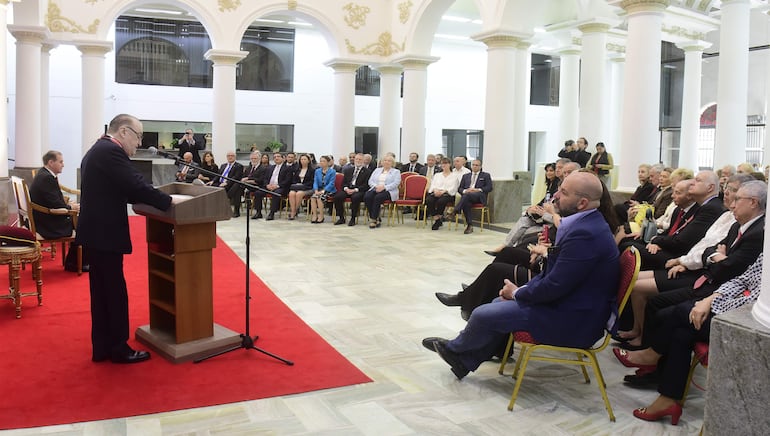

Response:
(461, 283), (469, 290)
(348, 218), (356, 226)
(110, 350), (151, 364)
(435, 292), (461, 307)
(461, 309), (471, 321)
(464, 225), (474, 234)
(232, 212), (241, 218)
(421, 337), (448, 352)
(92, 354), (108, 362)
(483, 250), (499, 257)
(65, 264), (89, 273)
(251, 213), (263, 219)
(434, 341), (469, 380)
(266, 213), (275, 221)
(334, 218), (346, 225)
(623, 368), (660, 389)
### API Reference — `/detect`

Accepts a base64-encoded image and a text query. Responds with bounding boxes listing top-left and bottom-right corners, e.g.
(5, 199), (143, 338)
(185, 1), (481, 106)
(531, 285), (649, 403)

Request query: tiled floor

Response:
(2, 210), (705, 435)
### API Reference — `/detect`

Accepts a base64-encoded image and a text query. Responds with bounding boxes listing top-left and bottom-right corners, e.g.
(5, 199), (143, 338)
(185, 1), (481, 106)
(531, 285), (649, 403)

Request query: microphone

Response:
(147, 146), (178, 160)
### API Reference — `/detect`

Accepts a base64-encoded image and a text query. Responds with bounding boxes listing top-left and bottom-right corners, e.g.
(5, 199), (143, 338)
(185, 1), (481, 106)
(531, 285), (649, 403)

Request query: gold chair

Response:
(498, 246), (640, 421)
(453, 203), (491, 232)
(392, 175), (428, 226)
(0, 241), (43, 318)
(10, 176), (82, 275)
(681, 341), (709, 406)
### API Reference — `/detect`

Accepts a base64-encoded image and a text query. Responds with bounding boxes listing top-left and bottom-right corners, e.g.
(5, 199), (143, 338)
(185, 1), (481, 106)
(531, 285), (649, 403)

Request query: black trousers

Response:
(456, 262), (532, 314)
(647, 299), (712, 400)
(88, 249), (129, 359)
(253, 188), (286, 214)
(364, 190), (391, 219)
(641, 284), (717, 347)
(333, 190), (365, 219)
(425, 193), (453, 217)
(492, 246), (532, 266)
(454, 192), (485, 225)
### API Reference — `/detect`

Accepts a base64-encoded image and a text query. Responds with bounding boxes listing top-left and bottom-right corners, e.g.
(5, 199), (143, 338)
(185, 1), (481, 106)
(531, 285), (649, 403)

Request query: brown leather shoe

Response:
(464, 225), (473, 234)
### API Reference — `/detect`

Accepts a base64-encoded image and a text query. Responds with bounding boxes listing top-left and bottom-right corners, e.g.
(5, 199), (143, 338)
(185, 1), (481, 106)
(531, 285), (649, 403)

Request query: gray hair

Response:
(740, 180), (767, 211)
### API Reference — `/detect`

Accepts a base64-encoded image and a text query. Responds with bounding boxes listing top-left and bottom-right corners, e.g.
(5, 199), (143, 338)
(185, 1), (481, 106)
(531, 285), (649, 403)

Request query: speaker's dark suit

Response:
(76, 136), (172, 360)
(333, 165), (371, 220)
(253, 163), (293, 214)
(29, 168), (73, 239)
(454, 171), (493, 226)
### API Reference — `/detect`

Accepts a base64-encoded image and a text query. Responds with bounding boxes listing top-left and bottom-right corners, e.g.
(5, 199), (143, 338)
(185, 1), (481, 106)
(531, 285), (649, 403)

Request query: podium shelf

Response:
(150, 298), (176, 315)
(149, 269), (175, 283)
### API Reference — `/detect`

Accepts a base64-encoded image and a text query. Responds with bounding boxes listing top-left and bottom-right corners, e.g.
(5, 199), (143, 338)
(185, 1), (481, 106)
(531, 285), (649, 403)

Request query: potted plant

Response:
(267, 140), (283, 152)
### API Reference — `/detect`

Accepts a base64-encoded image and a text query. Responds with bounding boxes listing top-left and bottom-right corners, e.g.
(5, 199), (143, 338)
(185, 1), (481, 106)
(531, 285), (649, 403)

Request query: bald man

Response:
(423, 172), (620, 379)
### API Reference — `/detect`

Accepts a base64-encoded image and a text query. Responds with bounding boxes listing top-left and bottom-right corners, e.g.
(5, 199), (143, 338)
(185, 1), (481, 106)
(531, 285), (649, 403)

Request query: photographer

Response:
(176, 128), (203, 165)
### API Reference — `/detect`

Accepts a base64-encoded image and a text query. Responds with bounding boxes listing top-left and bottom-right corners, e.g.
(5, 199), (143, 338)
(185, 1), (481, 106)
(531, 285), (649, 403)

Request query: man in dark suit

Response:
(333, 153), (371, 226)
(175, 152), (199, 183)
(213, 150), (245, 217)
(422, 172), (619, 379)
(253, 152), (292, 220)
(176, 128), (204, 165)
(76, 114), (174, 364)
(401, 152), (424, 174)
(573, 137), (592, 168)
(232, 151), (266, 218)
(454, 159), (494, 234)
(29, 150), (84, 272)
(364, 153), (377, 172)
(557, 139), (577, 162)
(419, 154), (441, 180)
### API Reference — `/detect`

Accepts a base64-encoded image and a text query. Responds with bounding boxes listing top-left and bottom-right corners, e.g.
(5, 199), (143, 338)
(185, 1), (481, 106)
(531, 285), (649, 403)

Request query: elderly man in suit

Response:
(176, 128), (203, 165)
(333, 153), (371, 226)
(453, 159), (493, 234)
(253, 152), (293, 220)
(213, 150), (245, 217)
(76, 114), (174, 364)
(29, 150), (85, 272)
(175, 152), (198, 183)
(423, 172), (619, 379)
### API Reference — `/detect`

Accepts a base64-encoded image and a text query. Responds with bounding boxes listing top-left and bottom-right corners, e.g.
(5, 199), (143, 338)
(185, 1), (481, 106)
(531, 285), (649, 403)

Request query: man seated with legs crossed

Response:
(333, 153), (371, 226)
(454, 159), (493, 234)
(422, 172), (619, 379)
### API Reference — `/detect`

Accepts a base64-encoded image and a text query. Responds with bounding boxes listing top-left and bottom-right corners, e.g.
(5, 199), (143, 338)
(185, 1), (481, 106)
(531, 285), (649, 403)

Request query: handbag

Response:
(640, 208), (658, 243)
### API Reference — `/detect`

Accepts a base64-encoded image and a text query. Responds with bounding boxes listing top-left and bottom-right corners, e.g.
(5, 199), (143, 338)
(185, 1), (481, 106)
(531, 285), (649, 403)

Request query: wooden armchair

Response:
(10, 176), (82, 275)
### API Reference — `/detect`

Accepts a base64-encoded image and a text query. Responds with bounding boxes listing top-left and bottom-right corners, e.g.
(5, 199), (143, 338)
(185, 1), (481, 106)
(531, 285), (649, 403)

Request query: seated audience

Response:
(615, 163), (657, 222)
(613, 253), (763, 425)
(422, 172), (619, 380)
(309, 155), (336, 223)
(198, 151), (220, 185)
(212, 150), (244, 217)
(333, 153), (371, 226)
(419, 154), (441, 181)
(454, 159), (493, 234)
(229, 152), (266, 217)
(287, 153), (314, 220)
(426, 158), (460, 230)
(175, 152), (198, 183)
(654, 168), (694, 231)
(253, 152), (293, 221)
(650, 167), (674, 219)
(401, 152), (423, 174)
(364, 155), (400, 228)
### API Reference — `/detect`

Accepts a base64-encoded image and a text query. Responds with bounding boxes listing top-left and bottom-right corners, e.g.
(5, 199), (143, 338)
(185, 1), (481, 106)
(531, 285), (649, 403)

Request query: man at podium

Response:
(76, 114), (174, 364)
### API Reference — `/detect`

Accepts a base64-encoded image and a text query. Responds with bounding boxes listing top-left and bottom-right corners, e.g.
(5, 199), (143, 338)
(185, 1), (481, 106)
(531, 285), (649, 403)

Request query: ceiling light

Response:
(255, 18), (285, 24)
(534, 27), (546, 33)
(287, 21), (312, 27)
(435, 34), (470, 41)
(471, 19), (483, 25)
(442, 16), (471, 23)
(134, 8), (183, 15)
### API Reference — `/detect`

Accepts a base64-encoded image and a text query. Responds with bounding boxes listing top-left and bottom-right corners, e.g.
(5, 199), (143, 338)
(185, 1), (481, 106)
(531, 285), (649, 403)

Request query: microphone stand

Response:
(153, 151), (293, 366)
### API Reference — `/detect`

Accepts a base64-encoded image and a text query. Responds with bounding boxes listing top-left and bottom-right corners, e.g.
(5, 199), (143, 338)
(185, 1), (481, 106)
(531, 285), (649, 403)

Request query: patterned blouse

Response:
(711, 252), (763, 315)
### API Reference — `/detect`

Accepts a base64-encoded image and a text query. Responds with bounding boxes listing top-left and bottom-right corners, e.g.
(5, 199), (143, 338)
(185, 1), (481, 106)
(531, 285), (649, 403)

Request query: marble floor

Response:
(2, 210), (705, 435)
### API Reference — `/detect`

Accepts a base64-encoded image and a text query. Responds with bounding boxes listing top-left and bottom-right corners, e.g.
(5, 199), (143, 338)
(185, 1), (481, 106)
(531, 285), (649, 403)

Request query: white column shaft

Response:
(13, 35), (43, 168)
(679, 48), (705, 171)
(513, 44), (530, 171)
(211, 63), (237, 162)
(378, 69), (402, 159)
(579, 29), (608, 146)
(0, 4), (8, 176)
(401, 65), (429, 163)
(328, 64), (357, 160)
(609, 59), (625, 182)
(619, 12), (664, 188)
(559, 51), (580, 144)
(482, 41), (517, 179)
(715, 0), (751, 167)
(40, 45), (53, 150)
(79, 45), (111, 153)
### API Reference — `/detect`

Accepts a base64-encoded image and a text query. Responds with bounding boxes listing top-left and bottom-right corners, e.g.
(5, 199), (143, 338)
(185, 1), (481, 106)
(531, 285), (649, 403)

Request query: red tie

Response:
(668, 209), (684, 236)
(693, 274), (708, 289)
(731, 231), (743, 248)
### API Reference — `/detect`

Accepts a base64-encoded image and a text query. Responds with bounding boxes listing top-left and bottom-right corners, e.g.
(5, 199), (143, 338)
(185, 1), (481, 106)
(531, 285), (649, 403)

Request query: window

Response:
(530, 54), (559, 106)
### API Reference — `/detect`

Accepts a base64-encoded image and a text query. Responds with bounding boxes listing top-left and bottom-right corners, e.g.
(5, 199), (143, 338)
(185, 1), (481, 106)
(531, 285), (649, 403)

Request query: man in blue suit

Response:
(423, 172), (619, 379)
(454, 159), (493, 234)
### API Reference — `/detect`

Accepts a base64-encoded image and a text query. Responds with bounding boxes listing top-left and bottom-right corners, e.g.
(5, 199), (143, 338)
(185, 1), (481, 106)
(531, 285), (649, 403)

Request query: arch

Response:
(237, 43), (289, 91)
(403, 0), (456, 56)
(231, 2), (345, 57)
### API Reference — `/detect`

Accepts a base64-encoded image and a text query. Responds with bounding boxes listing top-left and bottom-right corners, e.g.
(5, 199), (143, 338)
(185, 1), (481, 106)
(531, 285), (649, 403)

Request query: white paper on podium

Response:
(170, 194), (195, 203)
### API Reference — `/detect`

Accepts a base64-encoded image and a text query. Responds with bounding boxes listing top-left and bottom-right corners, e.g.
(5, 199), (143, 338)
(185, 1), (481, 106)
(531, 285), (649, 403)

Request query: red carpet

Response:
(0, 216), (371, 430)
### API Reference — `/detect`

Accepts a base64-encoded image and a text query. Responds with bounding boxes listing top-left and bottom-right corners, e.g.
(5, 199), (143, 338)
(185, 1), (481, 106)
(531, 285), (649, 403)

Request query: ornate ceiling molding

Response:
(343, 3), (370, 29)
(606, 43), (626, 53)
(218, 0), (241, 13)
(662, 24), (705, 41)
(46, 2), (99, 34)
(288, 0), (298, 11)
(398, 1), (413, 24)
(345, 32), (404, 56)
(620, 0), (670, 15)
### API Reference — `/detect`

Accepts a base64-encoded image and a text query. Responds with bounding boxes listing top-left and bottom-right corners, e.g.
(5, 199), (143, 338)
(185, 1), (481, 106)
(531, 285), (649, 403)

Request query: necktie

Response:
(220, 164), (231, 183)
(410, 164), (415, 172)
(427, 167), (433, 181)
(352, 167), (360, 185)
(471, 173), (478, 188)
(668, 209), (684, 235)
(731, 230), (743, 248)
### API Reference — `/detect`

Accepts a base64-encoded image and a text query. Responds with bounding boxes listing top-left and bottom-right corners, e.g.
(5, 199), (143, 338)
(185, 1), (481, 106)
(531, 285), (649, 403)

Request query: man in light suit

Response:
(423, 172), (619, 379)
(454, 159), (493, 234)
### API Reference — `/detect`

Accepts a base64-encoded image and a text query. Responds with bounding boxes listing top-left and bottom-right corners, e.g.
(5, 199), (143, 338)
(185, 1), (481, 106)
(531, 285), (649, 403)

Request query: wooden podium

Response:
(132, 183), (241, 363)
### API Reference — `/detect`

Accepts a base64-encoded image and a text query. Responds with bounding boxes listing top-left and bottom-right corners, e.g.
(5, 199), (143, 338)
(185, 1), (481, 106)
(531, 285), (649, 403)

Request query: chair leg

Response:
(508, 345), (535, 411)
(680, 354), (702, 407)
(76, 244), (83, 276)
(499, 333), (515, 375)
(33, 257), (43, 306)
(10, 262), (22, 318)
(585, 351), (615, 422)
(576, 353), (591, 383)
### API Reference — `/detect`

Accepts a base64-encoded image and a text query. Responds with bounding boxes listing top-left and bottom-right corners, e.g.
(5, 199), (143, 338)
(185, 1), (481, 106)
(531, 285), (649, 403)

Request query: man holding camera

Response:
(177, 128), (203, 165)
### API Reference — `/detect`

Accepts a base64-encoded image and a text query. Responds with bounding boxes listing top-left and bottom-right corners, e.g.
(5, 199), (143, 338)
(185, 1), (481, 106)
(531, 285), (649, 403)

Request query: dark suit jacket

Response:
(75, 137), (172, 254)
(213, 162), (244, 192)
(557, 148), (577, 162)
(652, 186), (673, 219)
(243, 163), (268, 189)
(175, 162), (199, 183)
(341, 165), (371, 192)
(651, 198), (725, 257)
(29, 168), (73, 239)
(458, 171), (493, 202)
(700, 216), (765, 287)
(574, 150), (591, 168)
(401, 162), (424, 174)
(176, 137), (204, 164)
(419, 165), (440, 177)
(514, 209), (620, 348)
(263, 163), (293, 192)
(630, 181), (656, 204)
(291, 166), (315, 190)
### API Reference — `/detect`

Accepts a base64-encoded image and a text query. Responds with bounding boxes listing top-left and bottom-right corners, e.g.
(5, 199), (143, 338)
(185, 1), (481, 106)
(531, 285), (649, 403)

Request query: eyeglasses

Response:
(124, 126), (143, 141)
(733, 196), (756, 202)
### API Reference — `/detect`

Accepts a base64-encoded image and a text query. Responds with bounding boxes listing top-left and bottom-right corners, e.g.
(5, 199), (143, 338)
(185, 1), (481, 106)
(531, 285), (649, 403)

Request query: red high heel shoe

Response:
(633, 403), (682, 425)
(613, 348), (657, 372)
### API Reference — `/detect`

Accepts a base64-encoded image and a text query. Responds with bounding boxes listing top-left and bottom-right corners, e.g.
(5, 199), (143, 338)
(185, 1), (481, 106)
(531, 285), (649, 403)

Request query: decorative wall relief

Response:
(343, 3), (370, 29)
(398, 1), (413, 24)
(288, 0), (298, 11)
(47, 2), (99, 34)
(345, 32), (404, 57)
(83, 0), (102, 5)
(218, 0), (242, 12)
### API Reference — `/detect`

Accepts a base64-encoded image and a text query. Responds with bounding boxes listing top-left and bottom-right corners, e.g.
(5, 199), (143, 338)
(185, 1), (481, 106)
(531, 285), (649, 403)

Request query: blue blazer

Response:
(313, 167), (337, 193)
(367, 167), (401, 201)
(514, 209), (619, 348)
(458, 171), (493, 202)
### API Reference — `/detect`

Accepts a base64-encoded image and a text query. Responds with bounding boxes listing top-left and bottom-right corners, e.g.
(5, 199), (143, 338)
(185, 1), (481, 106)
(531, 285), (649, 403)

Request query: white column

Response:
(8, 26), (48, 169)
(578, 22), (610, 146)
(558, 47), (581, 144)
(324, 59), (359, 161)
(376, 65), (402, 160)
(40, 43), (56, 150)
(205, 49), (247, 163)
(396, 56), (437, 163)
(715, 0), (751, 168)
(76, 42), (112, 154)
(0, 0), (10, 176)
(475, 33), (519, 179)
(765, 47), (770, 169)
(752, 209), (770, 328)
(618, 0), (667, 189)
(677, 41), (710, 171)
(608, 56), (625, 187)
(513, 42), (531, 171)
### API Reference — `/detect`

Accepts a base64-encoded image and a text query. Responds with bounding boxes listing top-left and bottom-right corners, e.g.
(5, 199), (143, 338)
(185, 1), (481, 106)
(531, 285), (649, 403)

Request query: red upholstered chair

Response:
(680, 341), (709, 406)
(453, 203), (491, 232)
(497, 246), (641, 421)
(393, 175), (428, 226)
(329, 173), (345, 221)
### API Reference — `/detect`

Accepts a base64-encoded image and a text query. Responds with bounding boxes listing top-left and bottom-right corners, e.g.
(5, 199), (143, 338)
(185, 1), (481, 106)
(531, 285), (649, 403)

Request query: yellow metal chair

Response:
(498, 246), (640, 421)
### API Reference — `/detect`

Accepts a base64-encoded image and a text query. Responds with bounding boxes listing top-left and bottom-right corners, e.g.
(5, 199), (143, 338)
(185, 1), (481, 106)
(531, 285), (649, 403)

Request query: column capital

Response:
(675, 40), (712, 52)
(8, 25), (50, 44)
(557, 45), (581, 56)
(577, 21), (612, 34)
(393, 55), (439, 70)
(373, 64), (402, 75)
(323, 58), (362, 73)
(472, 31), (530, 49)
(75, 40), (113, 56)
(620, 0), (669, 16)
(41, 42), (58, 54)
(0, 0), (12, 5)
(204, 49), (248, 65)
